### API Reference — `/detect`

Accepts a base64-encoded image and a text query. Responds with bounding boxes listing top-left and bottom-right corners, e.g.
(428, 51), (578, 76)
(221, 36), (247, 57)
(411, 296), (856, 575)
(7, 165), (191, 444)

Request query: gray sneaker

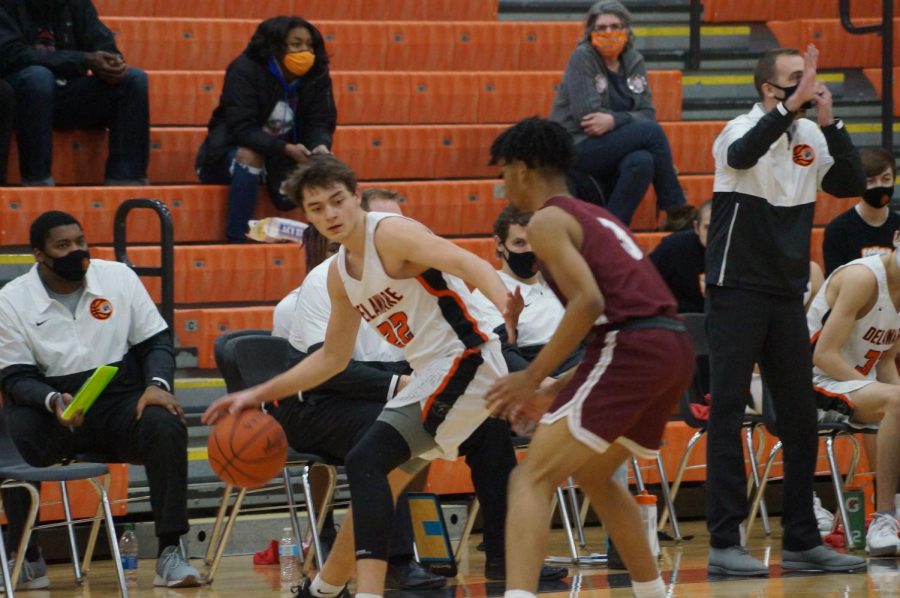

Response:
(781, 544), (867, 573)
(708, 546), (769, 577)
(0, 549), (50, 591)
(154, 545), (200, 587)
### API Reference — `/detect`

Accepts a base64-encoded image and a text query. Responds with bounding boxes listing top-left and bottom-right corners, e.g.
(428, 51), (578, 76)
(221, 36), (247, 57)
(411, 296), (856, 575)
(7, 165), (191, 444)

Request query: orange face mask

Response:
(283, 51), (315, 76)
(591, 30), (628, 59)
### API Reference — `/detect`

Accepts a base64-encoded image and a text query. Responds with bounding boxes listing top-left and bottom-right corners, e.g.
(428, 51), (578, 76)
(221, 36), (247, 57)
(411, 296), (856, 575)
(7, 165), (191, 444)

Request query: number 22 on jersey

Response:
(378, 312), (414, 347)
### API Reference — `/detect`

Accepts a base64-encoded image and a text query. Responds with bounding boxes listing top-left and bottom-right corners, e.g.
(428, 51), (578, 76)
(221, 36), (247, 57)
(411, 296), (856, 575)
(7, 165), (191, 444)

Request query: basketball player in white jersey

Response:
(203, 156), (513, 598)
(807, 240), (900, 557)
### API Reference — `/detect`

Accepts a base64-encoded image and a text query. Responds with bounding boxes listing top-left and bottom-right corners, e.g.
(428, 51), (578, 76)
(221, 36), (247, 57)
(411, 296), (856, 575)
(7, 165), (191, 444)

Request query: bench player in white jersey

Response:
(807, 245), (900, 557)
(203, 156), (512, 598)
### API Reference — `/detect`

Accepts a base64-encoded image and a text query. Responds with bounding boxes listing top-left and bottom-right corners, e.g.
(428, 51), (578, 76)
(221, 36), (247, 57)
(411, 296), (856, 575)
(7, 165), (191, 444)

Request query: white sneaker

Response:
(813, 493), (835, 536)
(866, 512), (900, 557)
(0, 549), (50, 591)
(154, 545), (200, 587)
(894, 493), (900, 520)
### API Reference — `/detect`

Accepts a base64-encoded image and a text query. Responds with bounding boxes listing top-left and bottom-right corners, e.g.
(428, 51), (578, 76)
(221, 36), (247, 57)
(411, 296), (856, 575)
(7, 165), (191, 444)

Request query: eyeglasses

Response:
(593, 23), (625, 32)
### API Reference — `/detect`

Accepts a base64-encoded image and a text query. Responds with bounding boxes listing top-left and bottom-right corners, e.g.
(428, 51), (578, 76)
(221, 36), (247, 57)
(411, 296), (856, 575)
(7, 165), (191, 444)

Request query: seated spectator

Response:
(807, 241), (900, 555)
(196, 16), (336, 243)
(823, 146), (900, 275)
(650, 201), (710, 313)
(0, 211), (199, 589)
(550, 0), (685, 226)
(272, 189), (566, 589)
(0, 79), (12, 185)
(0, 0), (149, 186)
(471, 207), (583, 383)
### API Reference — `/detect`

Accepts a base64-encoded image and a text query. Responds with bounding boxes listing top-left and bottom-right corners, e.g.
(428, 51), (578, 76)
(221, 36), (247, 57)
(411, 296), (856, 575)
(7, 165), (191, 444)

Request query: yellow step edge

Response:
(633, 25), (750, 37)
(845, 122), (900, 133)
(682, 73), (845, 85)
(188, 446), (209, 462)
(0, 254), (35, 264)
(175, 377), (225, 389)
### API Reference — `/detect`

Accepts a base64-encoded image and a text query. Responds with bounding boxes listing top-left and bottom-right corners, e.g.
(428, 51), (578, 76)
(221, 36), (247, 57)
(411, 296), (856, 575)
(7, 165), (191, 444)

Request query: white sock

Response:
(632, 577), (666, 598)
(309, 576), (343, 597)
(355, 594), (382, 598)
(504, 591), (536, 598)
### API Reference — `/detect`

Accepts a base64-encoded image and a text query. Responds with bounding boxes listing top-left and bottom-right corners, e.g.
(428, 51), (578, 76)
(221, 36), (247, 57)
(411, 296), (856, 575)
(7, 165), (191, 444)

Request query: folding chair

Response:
(205, 331), (339, 584)
(745, 382), (878, 546)
(658, 313), (772, 536)
(0, 408), (127, 596)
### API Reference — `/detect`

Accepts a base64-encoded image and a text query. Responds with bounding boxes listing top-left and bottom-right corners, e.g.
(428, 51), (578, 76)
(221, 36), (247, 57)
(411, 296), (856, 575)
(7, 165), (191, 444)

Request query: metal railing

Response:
(113, 198), (174, 329)
(840, 0), (894, 150)
(688, 0), (703, 70)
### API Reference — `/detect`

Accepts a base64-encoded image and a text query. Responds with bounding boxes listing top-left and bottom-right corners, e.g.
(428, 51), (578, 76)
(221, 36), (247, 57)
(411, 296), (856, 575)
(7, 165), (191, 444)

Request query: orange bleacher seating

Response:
(767, 18), (900, 69)
(810, 227), (825, 270)
(94, 0), (499, 21)
(704, 0), (900, 22)
(517, 22), (584, 72)
(149, 70), (681, 127)
(627, 176), (854, 232)
(385, 22), (456, 71)
(0, 181), (504, 245)
(105, 19), (585, 72)
(6, 122), (723, 185)
(90, 244), (294, 304)
(333, 72), (413, 125)
(452, 23), (523, 71)
(863, 67), (900, 116)
(149, 71), (224, 126)
(433, 124), (507, 179)
(386, 180), (506, 235)
(175, 306), (276, 368)
(408, 73), (481, 124)
(661, 121), (724, 175)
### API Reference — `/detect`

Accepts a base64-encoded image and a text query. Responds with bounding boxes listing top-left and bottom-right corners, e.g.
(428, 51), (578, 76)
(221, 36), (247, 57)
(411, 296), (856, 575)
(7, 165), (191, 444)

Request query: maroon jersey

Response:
(541, 196), (678, 329)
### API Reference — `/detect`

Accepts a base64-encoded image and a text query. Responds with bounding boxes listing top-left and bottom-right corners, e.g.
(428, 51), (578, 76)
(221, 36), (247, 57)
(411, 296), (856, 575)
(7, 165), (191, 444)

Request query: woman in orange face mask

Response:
(196, 16), (337, 242)
(551, 1), (685, 227)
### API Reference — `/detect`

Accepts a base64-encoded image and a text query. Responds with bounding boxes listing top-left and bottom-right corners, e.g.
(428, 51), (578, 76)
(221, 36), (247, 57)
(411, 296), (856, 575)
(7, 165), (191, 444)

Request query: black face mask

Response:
(863, 186), (893, 209)
(504, 249), (537, 279)
(47, 249), (90, 282)
(767, 81), (814, 110)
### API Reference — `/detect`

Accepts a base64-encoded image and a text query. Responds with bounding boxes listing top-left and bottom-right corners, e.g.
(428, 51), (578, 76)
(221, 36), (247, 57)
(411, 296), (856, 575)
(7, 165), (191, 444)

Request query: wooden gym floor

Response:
(21, 519), (898, 597)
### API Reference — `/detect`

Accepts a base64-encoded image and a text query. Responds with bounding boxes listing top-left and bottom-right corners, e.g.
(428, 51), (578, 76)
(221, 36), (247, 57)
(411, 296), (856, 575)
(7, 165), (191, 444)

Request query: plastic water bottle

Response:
(279, 526), (299, 590)
(635, 491), (660, 558)
(119, 523), (139, 586)
(247, 217), (308, 243)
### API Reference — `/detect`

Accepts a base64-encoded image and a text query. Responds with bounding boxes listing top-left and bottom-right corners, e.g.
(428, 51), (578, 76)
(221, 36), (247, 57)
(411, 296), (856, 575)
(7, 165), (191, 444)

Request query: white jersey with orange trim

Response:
(808, 255), (900, 385)
(336, 211), (499, 388)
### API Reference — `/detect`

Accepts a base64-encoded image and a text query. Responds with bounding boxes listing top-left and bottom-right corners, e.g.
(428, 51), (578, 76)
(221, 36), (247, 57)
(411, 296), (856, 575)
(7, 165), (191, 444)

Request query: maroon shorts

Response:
(541, 326), (694, 458)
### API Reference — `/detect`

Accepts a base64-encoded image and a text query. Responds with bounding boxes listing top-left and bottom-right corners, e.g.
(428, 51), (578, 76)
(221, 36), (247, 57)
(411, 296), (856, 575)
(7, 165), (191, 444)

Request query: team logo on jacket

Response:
(792, 144), (815, 167)
(594, 74), (608, 94)
(89, 298), (113, 320)
(627, 75), (647, 94)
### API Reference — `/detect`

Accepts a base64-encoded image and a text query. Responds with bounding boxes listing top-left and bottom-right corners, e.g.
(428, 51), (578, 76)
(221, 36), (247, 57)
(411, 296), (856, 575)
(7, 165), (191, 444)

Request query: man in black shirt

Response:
(0, 0), (149, 185)
(649, 201), (710, 313)
(705, 45), (866, 577)
(823, 146), (900, 275)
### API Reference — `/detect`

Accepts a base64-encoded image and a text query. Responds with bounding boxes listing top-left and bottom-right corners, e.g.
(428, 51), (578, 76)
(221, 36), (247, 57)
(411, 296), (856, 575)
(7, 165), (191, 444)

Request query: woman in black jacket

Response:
(196, 16), (337, 242)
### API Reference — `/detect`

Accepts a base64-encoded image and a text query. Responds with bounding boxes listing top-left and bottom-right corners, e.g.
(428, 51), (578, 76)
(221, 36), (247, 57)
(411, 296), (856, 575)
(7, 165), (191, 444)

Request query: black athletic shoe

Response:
(384, 558), (447, 590)
(292, 578), (350, 597)
(484, 558), (568, 581)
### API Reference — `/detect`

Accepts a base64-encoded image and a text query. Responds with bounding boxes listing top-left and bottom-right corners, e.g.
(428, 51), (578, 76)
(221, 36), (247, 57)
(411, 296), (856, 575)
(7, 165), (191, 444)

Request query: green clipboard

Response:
(62, 365), (119, 419)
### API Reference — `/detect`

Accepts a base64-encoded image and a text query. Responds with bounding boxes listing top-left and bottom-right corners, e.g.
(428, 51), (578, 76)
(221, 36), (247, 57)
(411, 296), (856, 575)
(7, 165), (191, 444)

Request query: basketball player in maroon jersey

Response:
(486, 118), (694, 598)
